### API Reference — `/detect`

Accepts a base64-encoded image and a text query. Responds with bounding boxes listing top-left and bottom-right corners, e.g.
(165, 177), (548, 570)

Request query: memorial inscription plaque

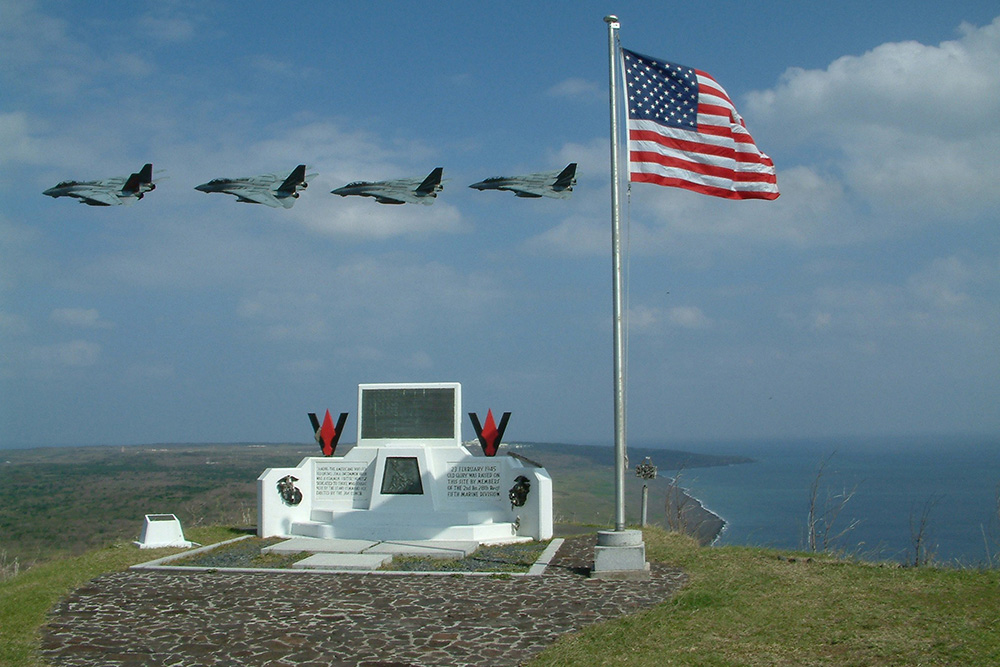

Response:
(313, 461), (372, 500)
(446, 462), (502, 500)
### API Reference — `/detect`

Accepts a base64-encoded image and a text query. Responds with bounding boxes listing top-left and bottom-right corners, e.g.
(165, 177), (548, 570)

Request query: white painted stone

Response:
(135, 514), (193, 549)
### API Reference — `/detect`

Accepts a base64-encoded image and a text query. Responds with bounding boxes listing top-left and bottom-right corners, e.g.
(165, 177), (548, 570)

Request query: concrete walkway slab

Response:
(368, 540), (479, 558)
(260, 537), (377, 555)
(291, 552), (393, 570)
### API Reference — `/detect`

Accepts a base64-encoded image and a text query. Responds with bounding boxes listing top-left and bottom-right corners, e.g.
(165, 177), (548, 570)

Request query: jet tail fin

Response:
(554, 163), (577, 190)
(416, 167), (444, 195)
(122, 163), (153, 194)
(278, 165), (307, 193)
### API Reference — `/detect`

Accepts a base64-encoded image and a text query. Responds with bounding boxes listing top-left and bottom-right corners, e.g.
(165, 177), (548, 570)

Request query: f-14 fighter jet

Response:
(195, 164), (315, 208)
(43, 163), (156, 206)
(331, 167), (443, 205)
(469, 163), (577, 199)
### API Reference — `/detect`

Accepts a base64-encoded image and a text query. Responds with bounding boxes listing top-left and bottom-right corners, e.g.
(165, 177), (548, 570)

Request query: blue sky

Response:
(2, 1), (998, 448)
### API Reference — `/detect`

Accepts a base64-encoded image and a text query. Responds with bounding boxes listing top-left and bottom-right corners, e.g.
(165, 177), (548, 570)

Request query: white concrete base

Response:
(367, 540), (480, 558)
(592, 529), (650, 580)
(292, 553), (392, 570)
(135, 514), (193, 549)
(289, 510), (519, 544)
(261, 536), (482, 559)
(261, 537), (377, 555)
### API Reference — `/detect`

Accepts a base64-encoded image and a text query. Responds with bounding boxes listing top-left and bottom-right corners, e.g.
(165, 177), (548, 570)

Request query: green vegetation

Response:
(529, 526), (1000, 666)
(382, 539), (551, 572)
(0, 526), (241, 667)
(0, 443), (309, 566)
(168, 536), (306, 569)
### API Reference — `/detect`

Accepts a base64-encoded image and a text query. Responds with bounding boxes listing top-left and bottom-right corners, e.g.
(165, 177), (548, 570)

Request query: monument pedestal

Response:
(258, 383), (553, 545)
(592, 529), (650, 580)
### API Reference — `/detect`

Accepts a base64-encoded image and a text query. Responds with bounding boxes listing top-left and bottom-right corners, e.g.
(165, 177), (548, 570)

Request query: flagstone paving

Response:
(40, 535), (686, 666)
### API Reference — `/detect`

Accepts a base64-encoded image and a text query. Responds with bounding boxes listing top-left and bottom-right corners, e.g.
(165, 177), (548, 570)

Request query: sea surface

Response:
(650, 435), (1000, 566)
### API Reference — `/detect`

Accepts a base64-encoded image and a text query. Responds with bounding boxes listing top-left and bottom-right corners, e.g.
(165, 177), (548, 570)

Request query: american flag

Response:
(622, 48), (779, 200)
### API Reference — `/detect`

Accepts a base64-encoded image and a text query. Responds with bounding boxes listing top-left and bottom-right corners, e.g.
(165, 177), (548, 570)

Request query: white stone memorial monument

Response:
(258, 383), (553, 543)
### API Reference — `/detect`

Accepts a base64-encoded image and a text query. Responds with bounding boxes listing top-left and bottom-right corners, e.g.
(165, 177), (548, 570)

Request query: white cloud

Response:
(627, 304), (711, 333)
(547, 77), (601, 100)
(29, 340), (101, 367)
(137, 14), (196, 43)
(50, 308), (113, 329)
(0, 0), (156, 98)
(0, 310), (29, 336)
(668, 306), (712, 329)
(125, 363), (175, 382)
(803, 254), (1000, 340)
(746, 16), (1000, 224)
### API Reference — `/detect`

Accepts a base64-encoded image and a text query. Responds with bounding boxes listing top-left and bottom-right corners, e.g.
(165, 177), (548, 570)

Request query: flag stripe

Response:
(631, 172), (779, 200)
(623, 48), (778, 200)
(629, 128), (775, 168)
(630, 150), (778, 183)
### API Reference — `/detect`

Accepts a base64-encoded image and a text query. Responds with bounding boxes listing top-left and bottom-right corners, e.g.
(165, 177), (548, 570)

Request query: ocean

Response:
(654, 435), (1000, 566)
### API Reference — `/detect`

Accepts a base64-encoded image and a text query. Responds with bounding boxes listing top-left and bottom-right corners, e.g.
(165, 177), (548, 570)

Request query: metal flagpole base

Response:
(591, 529), (650, 580)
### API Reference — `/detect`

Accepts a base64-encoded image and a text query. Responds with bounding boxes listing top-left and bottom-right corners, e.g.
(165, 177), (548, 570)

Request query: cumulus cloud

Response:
(547, 77), (602, 100)
(803, 253), (999, 340)
(50, 308), (113, 329)
(0, 0), (156, 98)
(746, 16), (1000, 223)
(540, 15), (1000, 258)
(137, 14), (197, 43)
(29, 340), (101, 367)
(0, 310), (29, 336)
(628, 304), (712, 333)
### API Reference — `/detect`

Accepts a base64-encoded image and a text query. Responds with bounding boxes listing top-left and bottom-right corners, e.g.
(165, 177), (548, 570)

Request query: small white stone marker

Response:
(135, 514), (193, 549)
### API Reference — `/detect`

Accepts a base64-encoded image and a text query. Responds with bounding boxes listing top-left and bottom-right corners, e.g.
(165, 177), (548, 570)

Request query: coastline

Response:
(665, 481), (727, 546)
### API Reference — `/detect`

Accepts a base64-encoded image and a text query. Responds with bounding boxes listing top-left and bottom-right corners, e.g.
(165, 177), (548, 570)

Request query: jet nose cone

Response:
(468, 182), (486, 190)
(194, 183), (211, 192)
(43, 187), (59, 197)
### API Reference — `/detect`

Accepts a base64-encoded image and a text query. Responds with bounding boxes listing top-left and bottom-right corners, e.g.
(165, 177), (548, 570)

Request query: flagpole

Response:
(605, 14), (626, 533)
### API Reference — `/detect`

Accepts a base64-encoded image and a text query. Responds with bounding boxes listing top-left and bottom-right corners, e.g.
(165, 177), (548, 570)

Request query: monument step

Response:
(262, 537), (480, 558)
(291, 552), (393, 571)
(288, 518), (519, 543)
(308, 508), (503, 525)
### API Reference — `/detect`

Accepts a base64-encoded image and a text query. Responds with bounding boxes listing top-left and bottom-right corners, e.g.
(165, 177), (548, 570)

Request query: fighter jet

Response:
(43, 163), (156, 206)
(469, 163), (577, 199)
(331, 167), (443, 205)
(194, 164), (316, 208)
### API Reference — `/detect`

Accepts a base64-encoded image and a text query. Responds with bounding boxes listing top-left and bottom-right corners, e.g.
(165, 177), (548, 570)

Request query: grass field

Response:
(4, 526), (999, 666)
(529, 527), (1000, 666)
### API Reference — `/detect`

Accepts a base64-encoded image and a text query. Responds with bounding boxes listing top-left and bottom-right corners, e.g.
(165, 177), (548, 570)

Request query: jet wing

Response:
(366, 184), (427, 205)
(73, 188), (128, 206)
(226, 187), (285, 208)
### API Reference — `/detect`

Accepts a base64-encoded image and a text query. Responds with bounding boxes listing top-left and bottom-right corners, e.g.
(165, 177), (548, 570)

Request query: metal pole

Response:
(605, 14), (626, 532)
(641, 485), (649, 526)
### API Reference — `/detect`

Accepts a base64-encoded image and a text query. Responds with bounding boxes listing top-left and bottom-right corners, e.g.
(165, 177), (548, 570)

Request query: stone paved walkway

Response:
(41, 535), (685, 666)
